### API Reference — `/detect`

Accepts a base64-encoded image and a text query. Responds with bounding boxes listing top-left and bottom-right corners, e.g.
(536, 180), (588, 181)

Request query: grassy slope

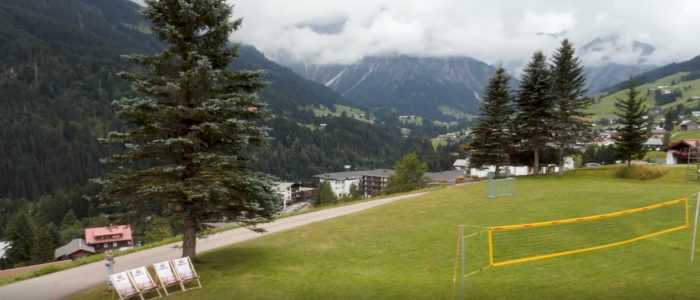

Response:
(588, 72), (700, 118)
(671, 130), (700, 142)
(73, 166), (700, 299)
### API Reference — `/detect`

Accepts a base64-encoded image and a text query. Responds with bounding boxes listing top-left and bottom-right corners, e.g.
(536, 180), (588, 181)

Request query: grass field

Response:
(72, 166), (700, 299)
(672, 130), (700, 142)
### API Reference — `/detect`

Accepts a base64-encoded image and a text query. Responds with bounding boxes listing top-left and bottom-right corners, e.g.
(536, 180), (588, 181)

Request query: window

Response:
(113, 242), (118, 247)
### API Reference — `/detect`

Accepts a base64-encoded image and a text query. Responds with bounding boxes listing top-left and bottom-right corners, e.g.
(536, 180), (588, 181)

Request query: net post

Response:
(459, 225), (465, 300)
(691, 194), (700, 263)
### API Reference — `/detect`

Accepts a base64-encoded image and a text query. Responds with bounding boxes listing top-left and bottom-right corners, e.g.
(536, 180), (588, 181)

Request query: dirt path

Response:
(0, 192), (427, 300)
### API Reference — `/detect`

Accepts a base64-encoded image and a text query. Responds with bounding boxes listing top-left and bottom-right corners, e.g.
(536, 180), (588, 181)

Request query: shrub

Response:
(614, 165), (670, 180)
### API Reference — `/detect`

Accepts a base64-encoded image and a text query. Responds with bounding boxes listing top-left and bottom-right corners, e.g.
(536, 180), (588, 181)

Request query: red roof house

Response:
(84, 225), (133, 252)
(665, 139), (700, 164)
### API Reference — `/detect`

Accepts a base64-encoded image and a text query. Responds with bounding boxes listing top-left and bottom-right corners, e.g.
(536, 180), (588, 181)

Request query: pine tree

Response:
(515, 51), (556, 175)
(386, 153), (428, 194)
(550, 39), (591, 176)
(3, 211), (36, 266)
(314, 182), (337, 206)
(469, 67), (514, 176)
(59, 209), (84, 244)
(31, 223), (57, 264)
(92, 0), (278, 259)
(614, 80), (650, 166)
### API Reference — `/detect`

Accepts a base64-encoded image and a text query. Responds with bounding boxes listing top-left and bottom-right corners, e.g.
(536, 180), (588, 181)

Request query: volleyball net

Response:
(487, 198), (689, 267)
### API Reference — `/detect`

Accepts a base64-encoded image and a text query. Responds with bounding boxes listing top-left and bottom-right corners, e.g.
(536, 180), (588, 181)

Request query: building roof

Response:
(667, 139), (700, 151)
(644, 138), (663, 146)
(313, 169), (394, 180)
(54, 239), (95, 259)
(425, 170), (467, 182)
(681, 120), (698, 125)
(453, 159), (468, 167)
(274, 182), (296, 191)
(85, 225), (133, 245)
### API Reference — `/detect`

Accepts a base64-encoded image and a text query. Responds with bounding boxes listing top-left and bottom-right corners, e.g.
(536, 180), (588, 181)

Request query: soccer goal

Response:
(487, 177), (515, 199)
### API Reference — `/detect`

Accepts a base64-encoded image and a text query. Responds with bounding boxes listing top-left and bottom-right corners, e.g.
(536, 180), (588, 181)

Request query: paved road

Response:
(0, 192), (427, 300)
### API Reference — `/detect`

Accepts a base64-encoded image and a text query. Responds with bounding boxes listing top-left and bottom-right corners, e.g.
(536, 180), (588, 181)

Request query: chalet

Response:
(665, 139), (700, 164)
(85, 225), (133, 252)
(54, 239), (95, 260)
(274, 182), (301, 210)
(681, 120), (699, 131)
(314, 169), (394, 197)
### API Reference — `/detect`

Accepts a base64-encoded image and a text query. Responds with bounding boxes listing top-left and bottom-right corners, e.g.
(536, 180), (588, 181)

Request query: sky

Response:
(133, 0), (700, 68)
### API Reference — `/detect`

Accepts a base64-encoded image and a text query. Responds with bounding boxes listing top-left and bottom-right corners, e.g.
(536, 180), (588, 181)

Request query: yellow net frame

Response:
(487, 198), (689, 267)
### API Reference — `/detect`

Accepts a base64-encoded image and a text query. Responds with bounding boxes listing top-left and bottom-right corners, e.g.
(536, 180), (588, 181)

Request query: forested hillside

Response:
(0, 0), (457, 264)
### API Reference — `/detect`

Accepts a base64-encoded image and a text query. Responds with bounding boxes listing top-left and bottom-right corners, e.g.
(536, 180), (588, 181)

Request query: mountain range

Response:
(579, 34), (657, 94)
(286, 56), (497, 121)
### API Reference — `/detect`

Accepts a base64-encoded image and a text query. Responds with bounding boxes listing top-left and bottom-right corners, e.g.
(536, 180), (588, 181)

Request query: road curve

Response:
(0, 192), (427, 300)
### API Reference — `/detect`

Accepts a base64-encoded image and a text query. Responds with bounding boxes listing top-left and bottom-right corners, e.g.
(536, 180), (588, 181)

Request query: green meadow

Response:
(73, 166), (700, 299)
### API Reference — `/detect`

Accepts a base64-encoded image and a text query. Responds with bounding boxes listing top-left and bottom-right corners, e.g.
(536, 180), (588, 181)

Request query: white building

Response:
(453, 159), (468, 170)
(274, 182), (301, 210)
(313, 169), (394, 197)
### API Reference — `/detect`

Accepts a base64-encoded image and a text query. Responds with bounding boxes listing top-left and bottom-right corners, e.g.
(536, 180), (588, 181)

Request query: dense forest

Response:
(0, 0), (463, 267)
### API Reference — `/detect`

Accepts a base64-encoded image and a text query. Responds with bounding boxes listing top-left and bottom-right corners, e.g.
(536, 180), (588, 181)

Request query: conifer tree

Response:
(314, 182), (337, 206)
(614, 80), (650, 166)
(469, 67), (514, 176)
(93, 0), (277, 259)
(3, 211), (35, 266)
(550, 39), (590, 176)
(386, 153), (428, 194)
(515, 51), (556, 175)
(31, 223), (57, 263)
(59, 209), (83, 244)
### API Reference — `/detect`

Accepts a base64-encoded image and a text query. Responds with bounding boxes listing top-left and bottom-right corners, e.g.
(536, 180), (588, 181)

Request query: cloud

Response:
(132, 0), (700, 68)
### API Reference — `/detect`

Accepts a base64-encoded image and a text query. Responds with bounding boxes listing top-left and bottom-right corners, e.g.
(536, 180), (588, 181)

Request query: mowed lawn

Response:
(73, 166), (700, 299)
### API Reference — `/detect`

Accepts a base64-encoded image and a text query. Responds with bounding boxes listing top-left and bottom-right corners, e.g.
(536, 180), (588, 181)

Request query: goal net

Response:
(487, 198), (689, 267)
(488, 177), (515, 199)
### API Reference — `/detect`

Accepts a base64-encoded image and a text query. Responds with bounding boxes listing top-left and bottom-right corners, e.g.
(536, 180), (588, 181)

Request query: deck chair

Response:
(171, 256), (202, 291)
(109, 271), (140, 300)
(153, 260), (184, 295)
(128, 266), (163, 300)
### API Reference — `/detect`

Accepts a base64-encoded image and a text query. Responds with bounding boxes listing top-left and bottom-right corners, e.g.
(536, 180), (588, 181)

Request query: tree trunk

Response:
(533, 148), (540, 175)
(182, 211), (198, 259)
(558, 148), (565, 177)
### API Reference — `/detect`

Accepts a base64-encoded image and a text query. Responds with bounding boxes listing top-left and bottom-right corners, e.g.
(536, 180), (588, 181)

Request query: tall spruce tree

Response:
(93, 0), (277, 259)
(614, 80), (650, 166)
(550, 39), (590, 176)
(469, 67), (514, 176)
(4, 211), (36, 266)
(515, 51), (555, 175)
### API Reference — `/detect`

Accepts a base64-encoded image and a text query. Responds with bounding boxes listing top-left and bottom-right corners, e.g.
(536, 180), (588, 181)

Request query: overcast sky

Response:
(133, 0), (700, 67)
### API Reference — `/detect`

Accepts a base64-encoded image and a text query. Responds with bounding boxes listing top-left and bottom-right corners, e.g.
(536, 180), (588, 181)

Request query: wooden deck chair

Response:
(171, 256), (202, 290)
(109, 271), (140, 300)
(153, 260), (184, 295)
(128, 266), (163, 300)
